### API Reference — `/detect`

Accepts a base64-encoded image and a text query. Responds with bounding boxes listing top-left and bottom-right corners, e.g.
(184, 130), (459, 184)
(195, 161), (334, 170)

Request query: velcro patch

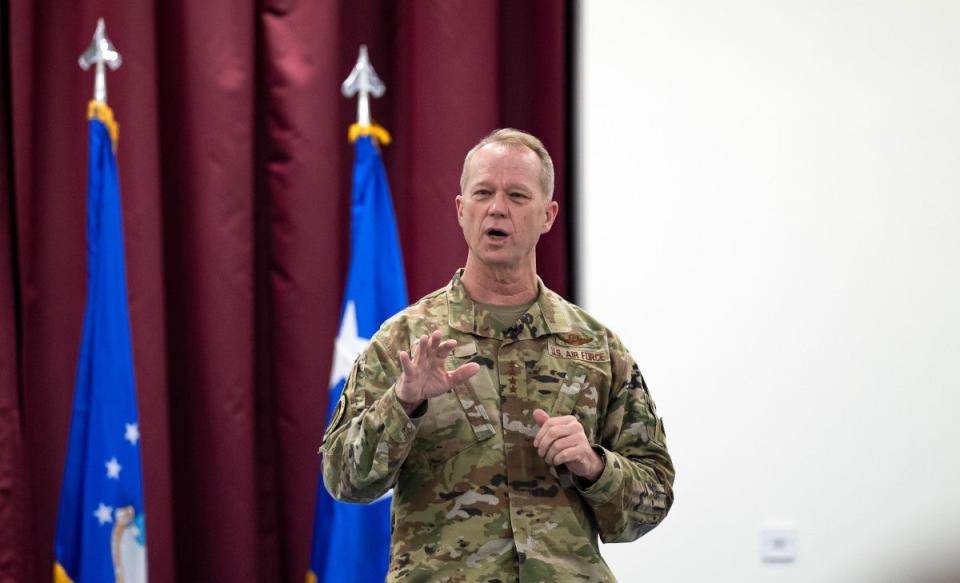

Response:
(556, 333), (595, 347)
(548, 344), (609, 363)
(320, 394), (348, 452)
(452, 342), (477, 358)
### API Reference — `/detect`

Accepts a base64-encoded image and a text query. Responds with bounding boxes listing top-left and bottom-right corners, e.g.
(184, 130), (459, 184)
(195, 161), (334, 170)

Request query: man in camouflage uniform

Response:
(322, 129), (674, 582)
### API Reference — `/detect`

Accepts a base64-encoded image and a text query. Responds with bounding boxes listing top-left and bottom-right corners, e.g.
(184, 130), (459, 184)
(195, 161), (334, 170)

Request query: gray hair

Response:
(460, 128), (555, 199)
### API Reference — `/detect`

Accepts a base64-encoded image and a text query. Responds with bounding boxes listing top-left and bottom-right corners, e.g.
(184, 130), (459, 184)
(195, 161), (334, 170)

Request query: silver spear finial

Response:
(78, 18), (122, 104)
(341, 45), (385, 127)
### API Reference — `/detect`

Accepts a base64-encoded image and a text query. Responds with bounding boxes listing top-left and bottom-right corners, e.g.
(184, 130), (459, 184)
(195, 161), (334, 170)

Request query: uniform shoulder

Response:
(541, 288), (628, 350)
(541, 288), (609, 333)
(372, 285), (448, 341)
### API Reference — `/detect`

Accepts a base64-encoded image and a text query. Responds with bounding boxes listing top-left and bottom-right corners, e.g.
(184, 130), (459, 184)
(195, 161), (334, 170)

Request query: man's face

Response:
(456, 143), (558, 270)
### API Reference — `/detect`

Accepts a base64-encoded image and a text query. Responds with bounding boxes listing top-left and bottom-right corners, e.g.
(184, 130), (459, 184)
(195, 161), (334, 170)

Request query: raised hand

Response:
(396, 330), (480, 414)
(532, 409), (604, 482)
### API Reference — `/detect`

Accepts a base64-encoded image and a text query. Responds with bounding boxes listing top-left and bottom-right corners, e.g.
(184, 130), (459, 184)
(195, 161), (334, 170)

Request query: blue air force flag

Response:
(308, 129), (408, 583)
(54, 102), (147, 583)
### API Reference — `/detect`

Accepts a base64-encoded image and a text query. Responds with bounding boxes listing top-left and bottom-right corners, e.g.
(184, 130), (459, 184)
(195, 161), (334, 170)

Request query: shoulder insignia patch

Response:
(321, 393), (348, 449)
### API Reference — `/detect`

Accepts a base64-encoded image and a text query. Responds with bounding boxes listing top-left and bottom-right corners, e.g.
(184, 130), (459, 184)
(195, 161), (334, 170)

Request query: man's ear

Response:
(542, 200), (559, 234)
(456, 195), (465, 226)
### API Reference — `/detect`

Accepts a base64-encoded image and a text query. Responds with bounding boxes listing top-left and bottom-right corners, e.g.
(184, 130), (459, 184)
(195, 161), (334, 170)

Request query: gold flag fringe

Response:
(348, 123), (391, 146)
(87, 101), (119, 149)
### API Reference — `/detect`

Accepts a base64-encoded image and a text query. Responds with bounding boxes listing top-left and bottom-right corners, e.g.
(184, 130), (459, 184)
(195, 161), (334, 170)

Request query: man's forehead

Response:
(476, 141), (537, 159)
(468, 143), (541, 176)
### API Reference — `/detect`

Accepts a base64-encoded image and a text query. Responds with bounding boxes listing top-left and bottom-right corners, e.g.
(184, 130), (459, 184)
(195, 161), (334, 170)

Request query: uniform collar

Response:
(446, 269), (573, 340)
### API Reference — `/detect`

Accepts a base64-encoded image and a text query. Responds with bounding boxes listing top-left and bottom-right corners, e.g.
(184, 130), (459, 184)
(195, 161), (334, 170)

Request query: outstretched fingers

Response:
(448, 362), (481, 385)
(427, 331), (444, 363)
(435, 338), (458, 360)
(412, 334), (429, 366)
(400, 332), (478, 400)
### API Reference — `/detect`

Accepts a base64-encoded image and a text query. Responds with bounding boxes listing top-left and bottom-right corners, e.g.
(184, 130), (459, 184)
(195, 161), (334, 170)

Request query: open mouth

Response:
(485, 228), (509, 239)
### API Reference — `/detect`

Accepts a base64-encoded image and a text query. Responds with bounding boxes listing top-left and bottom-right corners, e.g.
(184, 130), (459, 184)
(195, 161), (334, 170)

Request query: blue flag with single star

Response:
(54, 102), (147, 583)
(308, 129), (407, 583)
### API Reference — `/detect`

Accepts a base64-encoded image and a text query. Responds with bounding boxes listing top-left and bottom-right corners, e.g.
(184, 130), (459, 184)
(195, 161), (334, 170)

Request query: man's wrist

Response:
(397, 394), (424, 417)
(593, 446), (607, 477)
(581, 447), (606, 484)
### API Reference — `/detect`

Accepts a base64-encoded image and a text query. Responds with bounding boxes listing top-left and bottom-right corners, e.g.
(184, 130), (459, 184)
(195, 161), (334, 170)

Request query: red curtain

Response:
(0, 1), (571, 580)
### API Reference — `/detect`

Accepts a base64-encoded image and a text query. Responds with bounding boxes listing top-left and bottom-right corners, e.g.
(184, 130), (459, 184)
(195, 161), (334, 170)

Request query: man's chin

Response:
(466, 243), (536, 271)
(474, 252), (526, 271)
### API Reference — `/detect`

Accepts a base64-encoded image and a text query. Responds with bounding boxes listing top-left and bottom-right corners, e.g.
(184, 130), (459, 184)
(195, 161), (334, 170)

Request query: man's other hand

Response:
(396, 330), (480, 415)
(532, 409), (604, 482)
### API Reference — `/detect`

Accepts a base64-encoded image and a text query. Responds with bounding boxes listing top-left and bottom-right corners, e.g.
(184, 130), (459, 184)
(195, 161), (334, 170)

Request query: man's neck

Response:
(461, 255), (539, 305)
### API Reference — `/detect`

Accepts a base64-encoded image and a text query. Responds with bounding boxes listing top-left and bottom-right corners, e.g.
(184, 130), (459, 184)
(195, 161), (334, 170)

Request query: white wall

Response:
(578, 2), (960, 581)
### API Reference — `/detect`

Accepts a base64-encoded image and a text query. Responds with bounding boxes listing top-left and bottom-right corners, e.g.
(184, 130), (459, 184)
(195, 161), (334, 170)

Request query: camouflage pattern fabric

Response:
(321, 270), (674, 582)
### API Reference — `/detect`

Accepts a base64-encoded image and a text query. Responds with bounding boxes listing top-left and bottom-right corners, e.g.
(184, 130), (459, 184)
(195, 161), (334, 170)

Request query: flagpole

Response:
(309, 45), (405, 583)
(79, 18), (122, 105)
(56, 20), (147, 583)
(341, 45), (391, 145)
(342, 45), (384, 128)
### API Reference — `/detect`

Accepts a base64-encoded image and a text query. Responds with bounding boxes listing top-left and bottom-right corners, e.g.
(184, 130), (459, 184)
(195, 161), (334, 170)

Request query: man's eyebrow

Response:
(505, 183), (533, 193)
(469, 180), (534, 193)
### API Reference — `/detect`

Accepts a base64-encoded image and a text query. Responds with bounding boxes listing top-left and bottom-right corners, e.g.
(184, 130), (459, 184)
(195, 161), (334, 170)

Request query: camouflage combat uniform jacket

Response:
(322, 271), (674, 582)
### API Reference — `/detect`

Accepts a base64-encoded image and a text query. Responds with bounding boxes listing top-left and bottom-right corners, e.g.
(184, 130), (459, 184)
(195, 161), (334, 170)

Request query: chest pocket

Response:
(548, 361), (609, 445)
(412, 343), (496, 466)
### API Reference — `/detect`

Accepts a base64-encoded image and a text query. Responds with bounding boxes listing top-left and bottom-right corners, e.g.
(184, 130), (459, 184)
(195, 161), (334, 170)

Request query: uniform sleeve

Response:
(574, 336), (675, 543)
(320, 331), (422, 504)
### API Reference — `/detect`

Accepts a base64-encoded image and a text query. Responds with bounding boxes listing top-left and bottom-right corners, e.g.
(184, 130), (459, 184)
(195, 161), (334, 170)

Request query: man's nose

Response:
(487, 190), (508, 216)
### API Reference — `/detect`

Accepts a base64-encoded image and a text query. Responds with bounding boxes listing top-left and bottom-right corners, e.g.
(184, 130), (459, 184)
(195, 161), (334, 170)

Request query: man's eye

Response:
(510, 192), (529, 200)
(474, 190), (491, 197)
